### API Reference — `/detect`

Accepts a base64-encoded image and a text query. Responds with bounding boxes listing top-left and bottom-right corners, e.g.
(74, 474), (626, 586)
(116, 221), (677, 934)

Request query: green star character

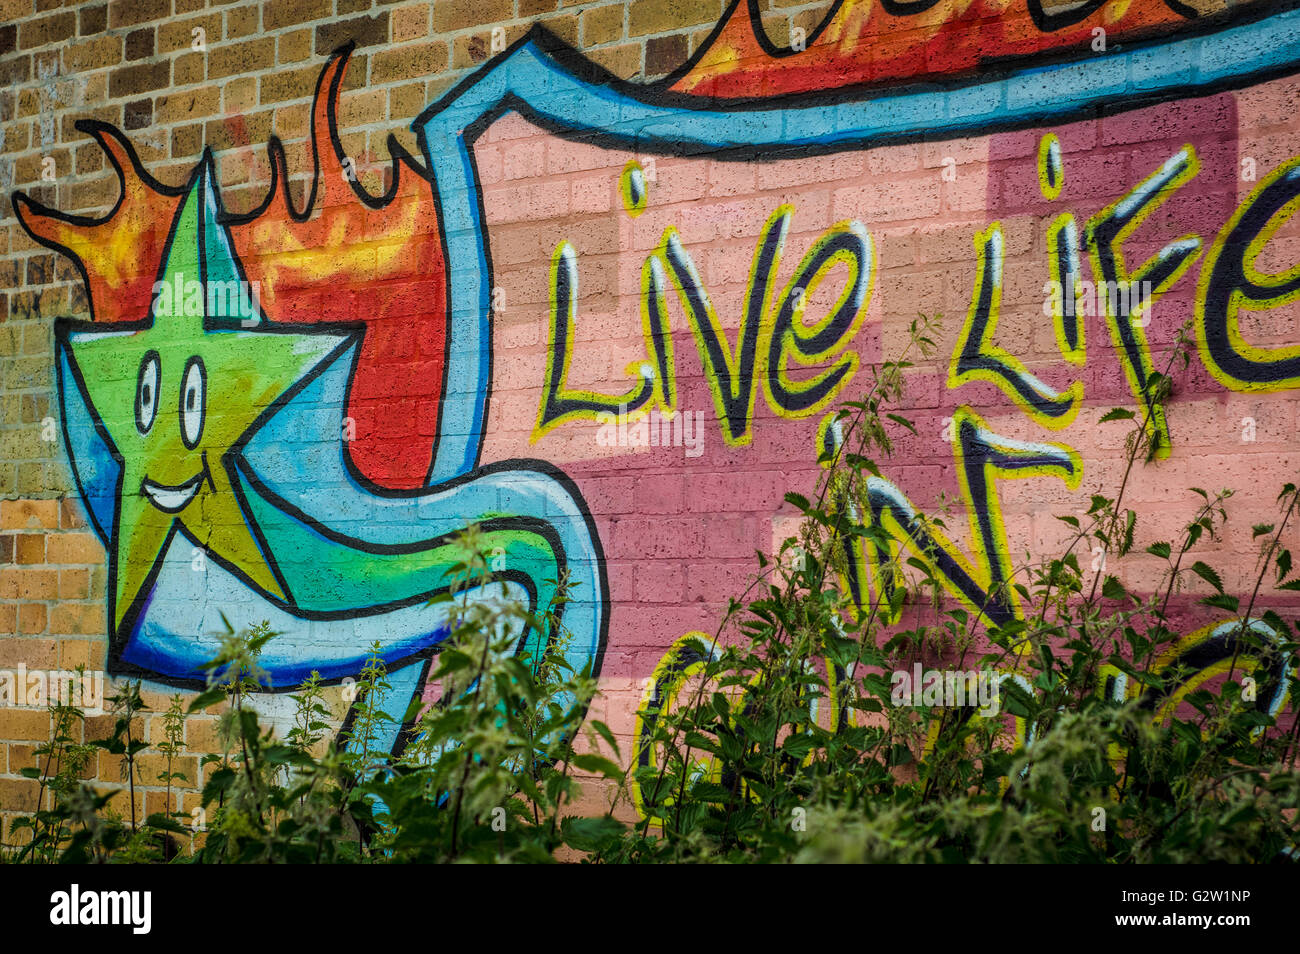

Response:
(61, 166), (347, 632)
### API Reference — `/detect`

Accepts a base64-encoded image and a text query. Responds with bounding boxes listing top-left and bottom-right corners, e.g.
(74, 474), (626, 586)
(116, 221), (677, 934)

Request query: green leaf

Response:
(590, 720), (620, 758)
(782, 733), (816, 760)
(1190, 561), (1224, 593)
(144, 813), (188, 834)
(1120, 510), (1136, 556)
(1098, 408), (1136, 423)
(784, 492), (811, 512)
(187, 687), (226, 714)
(1101, 575), (1128, 601)
(885, 413), (917, 434)
(1200, 593), (1239, 612)
(1146, 541), (1171, 559)
(201, 767), (236, 805)
(562, 815), (626, 852)
(1261, 610), (1289, 639)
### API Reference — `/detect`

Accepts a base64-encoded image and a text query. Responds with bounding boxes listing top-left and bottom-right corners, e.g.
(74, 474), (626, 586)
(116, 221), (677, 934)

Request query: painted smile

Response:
(141, 454), (214, 513)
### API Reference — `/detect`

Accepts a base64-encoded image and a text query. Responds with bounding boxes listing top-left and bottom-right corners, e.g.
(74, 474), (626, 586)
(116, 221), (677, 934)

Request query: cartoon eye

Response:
(135, 351), (160, 435)
(180, 356), (206, 449)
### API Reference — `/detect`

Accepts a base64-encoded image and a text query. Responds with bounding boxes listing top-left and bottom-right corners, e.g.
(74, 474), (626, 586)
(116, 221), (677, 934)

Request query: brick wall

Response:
(3, 0), (1300, 832)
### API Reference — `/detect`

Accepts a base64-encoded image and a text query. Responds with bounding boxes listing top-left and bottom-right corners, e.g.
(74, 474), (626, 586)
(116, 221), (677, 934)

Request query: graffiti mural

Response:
(11, 1), (1300, 766)
(13, 50), (610, 747)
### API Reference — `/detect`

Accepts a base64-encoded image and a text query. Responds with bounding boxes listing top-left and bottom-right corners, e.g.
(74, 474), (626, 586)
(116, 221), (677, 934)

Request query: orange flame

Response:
(229, 47), (448, 489)
(14, 124), (183, 324)
(14, 46), (449, 490)
(673, 0), (1230, 99)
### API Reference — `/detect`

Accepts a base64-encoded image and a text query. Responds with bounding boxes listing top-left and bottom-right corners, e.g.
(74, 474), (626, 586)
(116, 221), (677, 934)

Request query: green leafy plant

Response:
(6, 316), (1299, 865)
(7, 666), (96, 863)
(599, 315), (1300, 863)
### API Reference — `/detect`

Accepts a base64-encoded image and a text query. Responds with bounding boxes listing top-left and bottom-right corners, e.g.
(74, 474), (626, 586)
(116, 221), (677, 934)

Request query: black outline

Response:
(767, 228), (870, 414)
(537, 244), (655, 429)
(1136, 624), (1291, 718)
(141, 457), (211, 515)
(134, 349), (160, 435)
(178, 354), (206, 450)
(955, 228), (1077, 420)
(12, 120), (190, 324)
(1200, 160), (1300, 385)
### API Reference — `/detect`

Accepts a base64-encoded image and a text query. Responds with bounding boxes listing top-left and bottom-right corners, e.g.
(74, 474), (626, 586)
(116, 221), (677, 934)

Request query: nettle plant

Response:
(3, 531), (625, 864)
(610, 316), (1300, 863)
(5, 317), (1299, 864)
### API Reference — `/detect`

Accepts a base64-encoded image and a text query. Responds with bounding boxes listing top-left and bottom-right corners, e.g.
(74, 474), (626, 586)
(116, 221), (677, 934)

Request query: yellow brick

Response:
(264, 0), (332, 30)
(585, 42), (641, 79)
(11, 568), (58, 600)
(223, 76), (258, 115)
(0, 708), (53, 742)
(628, 0), (721, 38)
(18, 604), (46, 635)
(582, 4), (624, 46)
(433, 0), (511, 33)
(44, 532), (104, 565)
(0, 637), (59, 669)
(158, 13), (221, 54)
(277, 28), (313, 65)
(47, 603), (102, 636)
(259, 65), (319, 106)
(224, 5), (259, 39)
(1, 499), (59, 530)
(7, 742), (38, 775)
(372, 40), (448, 85)
(155, 88), (220, 126)
(338, 88), (387, 129)
(184, 717), (225, 753)
(539, 13), (578, 46)
(387, 82), (426, 123)
(57, 638), (101, 670)
(207, 37), (275, 81)
(273, 104), (309, 141)
(391, 5), (429, 43)
(58, 568), (91, 600)
(173, 51), (205, 87)
(0, 778), (39, 813)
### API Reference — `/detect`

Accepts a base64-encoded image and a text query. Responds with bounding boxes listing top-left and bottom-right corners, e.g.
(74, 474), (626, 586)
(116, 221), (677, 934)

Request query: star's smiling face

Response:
(60, 168), (347, 634)
(133, 348), (214, 512)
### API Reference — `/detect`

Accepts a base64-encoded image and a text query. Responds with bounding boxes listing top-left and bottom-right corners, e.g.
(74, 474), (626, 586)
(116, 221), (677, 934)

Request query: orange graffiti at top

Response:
(672, 0), (1235, 99)
(14, 126), (182, 325)
(228, 51), (449, 489)
(16, 49), (450, 491)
